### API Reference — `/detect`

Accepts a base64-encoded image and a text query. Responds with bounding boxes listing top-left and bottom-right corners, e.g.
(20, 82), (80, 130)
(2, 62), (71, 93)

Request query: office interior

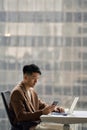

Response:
(0, 0), (87, 130)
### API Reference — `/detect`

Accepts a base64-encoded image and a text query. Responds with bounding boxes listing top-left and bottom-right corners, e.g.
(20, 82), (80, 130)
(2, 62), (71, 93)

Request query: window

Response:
(73, 12), (82, 22)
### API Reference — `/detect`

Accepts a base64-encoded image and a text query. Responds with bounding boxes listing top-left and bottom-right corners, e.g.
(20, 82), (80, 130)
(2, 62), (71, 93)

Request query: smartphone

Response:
(52, 101), (58, 106)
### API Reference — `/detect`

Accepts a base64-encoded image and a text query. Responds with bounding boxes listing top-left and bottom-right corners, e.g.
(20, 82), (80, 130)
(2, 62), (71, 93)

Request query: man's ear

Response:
(24, 74), (28, 80)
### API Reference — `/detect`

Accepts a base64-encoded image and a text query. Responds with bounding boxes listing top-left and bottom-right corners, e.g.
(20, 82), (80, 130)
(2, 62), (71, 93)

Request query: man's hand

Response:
(42, 105), (56, 115)
(54, 106), (65, 113)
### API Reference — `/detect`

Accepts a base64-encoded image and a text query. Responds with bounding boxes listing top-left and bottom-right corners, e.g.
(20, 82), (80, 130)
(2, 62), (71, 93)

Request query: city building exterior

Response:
(0, 0), (87, 129)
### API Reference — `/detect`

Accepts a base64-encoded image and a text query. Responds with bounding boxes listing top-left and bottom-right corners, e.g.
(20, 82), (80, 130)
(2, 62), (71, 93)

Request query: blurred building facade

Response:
(0, 0), (87, 129)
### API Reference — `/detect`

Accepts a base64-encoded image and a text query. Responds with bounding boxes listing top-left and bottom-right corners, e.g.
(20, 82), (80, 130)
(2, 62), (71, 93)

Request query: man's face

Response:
(24, 72), (40, 88)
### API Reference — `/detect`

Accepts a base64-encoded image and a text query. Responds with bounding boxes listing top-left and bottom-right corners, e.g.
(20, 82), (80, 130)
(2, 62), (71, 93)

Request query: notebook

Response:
(51, 97), (79, 116)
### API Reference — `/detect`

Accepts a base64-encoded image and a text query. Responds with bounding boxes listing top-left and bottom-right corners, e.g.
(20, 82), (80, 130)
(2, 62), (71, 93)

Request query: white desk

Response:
(40, 111), (87, 130)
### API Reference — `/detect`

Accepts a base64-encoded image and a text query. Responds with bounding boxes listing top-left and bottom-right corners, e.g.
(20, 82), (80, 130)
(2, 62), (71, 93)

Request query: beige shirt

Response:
(27, 90), (31, 101)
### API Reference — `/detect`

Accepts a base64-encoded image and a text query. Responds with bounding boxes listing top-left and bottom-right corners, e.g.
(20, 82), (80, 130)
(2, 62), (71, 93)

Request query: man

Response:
(9, 64), (64, 130)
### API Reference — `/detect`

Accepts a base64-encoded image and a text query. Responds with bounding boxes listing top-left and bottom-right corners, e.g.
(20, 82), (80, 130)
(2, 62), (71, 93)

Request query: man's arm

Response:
(10, 90), (42, 122)
(10, 90), (56, 122)
(38, 99), (48, 110)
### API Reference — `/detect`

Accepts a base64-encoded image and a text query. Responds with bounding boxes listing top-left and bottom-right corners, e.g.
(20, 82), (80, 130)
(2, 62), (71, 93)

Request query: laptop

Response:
(51, 97), (79, 116)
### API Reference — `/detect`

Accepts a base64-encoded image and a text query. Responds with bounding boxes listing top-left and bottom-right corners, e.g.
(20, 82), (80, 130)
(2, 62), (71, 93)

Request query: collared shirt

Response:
(27, 90), (31, 101)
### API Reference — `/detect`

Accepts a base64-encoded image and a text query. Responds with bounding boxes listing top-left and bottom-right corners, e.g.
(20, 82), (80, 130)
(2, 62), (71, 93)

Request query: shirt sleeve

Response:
(38, 98), (48, 110)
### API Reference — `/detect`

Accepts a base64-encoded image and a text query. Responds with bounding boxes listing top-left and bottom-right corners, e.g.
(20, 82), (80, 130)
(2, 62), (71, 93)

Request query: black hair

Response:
(23, 64), (41, 75)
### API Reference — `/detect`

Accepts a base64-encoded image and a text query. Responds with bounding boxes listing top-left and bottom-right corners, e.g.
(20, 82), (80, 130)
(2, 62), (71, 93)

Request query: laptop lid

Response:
(67, 97), (79, 114)
(51, 97), (79, 116)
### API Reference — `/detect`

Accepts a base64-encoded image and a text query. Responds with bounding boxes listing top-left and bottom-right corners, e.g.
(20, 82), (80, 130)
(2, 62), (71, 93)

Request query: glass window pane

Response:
(82, 0), (87, 10)
(83, 13), (87, 22)
(65, 13), (72, 22)
(74, 13), (82, 22)
(83, 38), (87, 46)
(64, 0), (73, 10)
(73, 37), (81, 46)
(64, 37), (72, 46)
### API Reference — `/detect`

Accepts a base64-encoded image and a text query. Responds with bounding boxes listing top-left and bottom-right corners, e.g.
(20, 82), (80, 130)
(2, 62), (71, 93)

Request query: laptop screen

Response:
(68, 97), (79, 114)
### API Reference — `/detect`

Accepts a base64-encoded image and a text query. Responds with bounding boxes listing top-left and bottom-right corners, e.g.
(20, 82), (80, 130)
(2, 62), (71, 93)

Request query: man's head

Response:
(23, 64), (41, 88)
(23, 64), (41, 75)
